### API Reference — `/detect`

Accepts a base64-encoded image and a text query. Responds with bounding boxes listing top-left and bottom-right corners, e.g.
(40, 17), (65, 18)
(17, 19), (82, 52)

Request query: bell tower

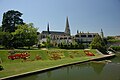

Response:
(47, 23), (50, 34)
(101, 29), (104, 38)
(65, 17), (71, 36)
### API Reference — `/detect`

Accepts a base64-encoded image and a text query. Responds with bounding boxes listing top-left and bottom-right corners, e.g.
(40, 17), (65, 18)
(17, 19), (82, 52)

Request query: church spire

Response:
(100, 29), (104, 38)
(77, 30), (79, 34)
(47, 23), (50, 34)
(65, 16), (71, 36)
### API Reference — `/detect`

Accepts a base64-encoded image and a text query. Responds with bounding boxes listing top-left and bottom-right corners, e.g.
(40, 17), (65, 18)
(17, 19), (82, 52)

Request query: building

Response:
(39, 17), (72, 44)
(39, 17), (102, 46)
(74, 32), (98, 43)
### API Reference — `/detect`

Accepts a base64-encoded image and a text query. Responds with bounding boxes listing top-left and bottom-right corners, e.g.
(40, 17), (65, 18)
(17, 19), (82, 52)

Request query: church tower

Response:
(100, 29), (104, 38)
(65, 17), (71, 36)
(47, 23), (50, 34)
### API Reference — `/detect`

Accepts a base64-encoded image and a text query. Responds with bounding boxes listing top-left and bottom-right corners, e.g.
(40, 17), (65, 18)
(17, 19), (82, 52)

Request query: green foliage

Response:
(0, 23), (38, 49)
(111, 46), (120, 51)
(49, 52), (65, 60)
(0, 65), (4, 71)
(0, 32), (13, 49)
(38, 44), (41, 48)
(107, 36), (115, 40)
(90, 34), (107, 54)
(12, 23), (38, 49)
(0, 26), (2, 32)
(46, 35), (51, 49)
(0, 49), (101, 78)
(108, 39), (120, 43)
(58, 38), (85, 49)
(58, 43), (84, 49)
(2, 10), (24, 32)
(0, 49), (98, 63)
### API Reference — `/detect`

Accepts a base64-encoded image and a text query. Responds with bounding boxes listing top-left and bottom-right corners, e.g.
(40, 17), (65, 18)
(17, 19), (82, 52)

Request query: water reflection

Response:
(15, 53), (120, 80)
(89, 62), (106, 74)
(47, 71), (52, 78)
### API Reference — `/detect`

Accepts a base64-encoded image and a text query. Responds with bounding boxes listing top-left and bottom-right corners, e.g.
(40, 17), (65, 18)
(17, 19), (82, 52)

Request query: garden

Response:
(0, 49), (102, 78)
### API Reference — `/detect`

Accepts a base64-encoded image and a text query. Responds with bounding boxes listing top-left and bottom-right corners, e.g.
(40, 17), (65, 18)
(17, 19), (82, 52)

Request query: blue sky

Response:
(0, 0), (120, 36)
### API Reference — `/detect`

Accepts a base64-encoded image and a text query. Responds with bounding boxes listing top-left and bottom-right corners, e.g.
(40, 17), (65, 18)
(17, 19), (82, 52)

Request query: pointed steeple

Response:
(100, 29), (104, 38)
(65, 17), (71, 36)
(47, 23), (50, 34)
(77, 30), (79, 34)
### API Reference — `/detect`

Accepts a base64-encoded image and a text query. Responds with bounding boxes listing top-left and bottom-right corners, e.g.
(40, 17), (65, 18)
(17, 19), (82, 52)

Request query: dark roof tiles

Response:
(41, 31), (66, 35)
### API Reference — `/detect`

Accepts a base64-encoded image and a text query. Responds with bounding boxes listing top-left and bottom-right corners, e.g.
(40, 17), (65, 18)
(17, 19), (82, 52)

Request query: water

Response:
(15, 53), (120, 80)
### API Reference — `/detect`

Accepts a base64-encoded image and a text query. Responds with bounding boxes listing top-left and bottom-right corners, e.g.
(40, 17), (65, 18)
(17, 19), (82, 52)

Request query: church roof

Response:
(76, 32), (98, 35)
(41, 31), (66, 35)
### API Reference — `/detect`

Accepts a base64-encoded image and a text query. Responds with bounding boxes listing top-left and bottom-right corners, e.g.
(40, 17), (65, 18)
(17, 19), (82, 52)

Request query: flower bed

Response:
(84, 50), (95, 56)
(8, 52), (30, 60)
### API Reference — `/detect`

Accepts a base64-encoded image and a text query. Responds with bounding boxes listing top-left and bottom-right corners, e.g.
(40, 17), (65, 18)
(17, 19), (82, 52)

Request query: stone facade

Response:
(38, 17), (101, 46)
(74, 32), (98, 43)
(74, 32), (98, 47)
(39, 17), (72, 44)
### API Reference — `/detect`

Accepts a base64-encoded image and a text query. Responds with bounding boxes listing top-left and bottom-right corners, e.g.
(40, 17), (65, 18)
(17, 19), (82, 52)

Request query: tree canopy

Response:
(0, 10), (38, 49)
(2, 10), (24, 32)
(12, 23), (38, 49)
(90, 34), (107, 54)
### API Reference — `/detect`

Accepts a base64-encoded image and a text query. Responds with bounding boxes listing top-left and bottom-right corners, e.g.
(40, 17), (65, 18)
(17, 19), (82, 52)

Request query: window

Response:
(81, 35), (86, 37)
(60, 37), (63, 40)
(64, 37), (67, 39)
(75, 35), (79, 37)
(42, 35), (45, 38)
(88, 35), (92, 37)
(93, 35), (96, 37)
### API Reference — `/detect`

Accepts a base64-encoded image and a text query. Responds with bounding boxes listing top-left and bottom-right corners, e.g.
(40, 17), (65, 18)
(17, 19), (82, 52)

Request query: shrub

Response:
(111, 46), (120, 51)
(58, 43), (84, 49)
(38, 44), (41, 48)
(35, 55), (42, 60)
(108, 39), (120, 43)
(90, 35), (107, 54)
(0, 65), (4, 71)
(69, 54), (74, 58)
(48, 51), (65, 60)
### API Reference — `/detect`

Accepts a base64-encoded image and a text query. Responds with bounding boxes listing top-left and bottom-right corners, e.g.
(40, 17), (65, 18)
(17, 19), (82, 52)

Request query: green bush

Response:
(111, 46), (120, 51)
(0, 65), (4, 71)
(38, 44), (41, 48)
(58, 43), (84, 49)
(108, 39), (120, 43)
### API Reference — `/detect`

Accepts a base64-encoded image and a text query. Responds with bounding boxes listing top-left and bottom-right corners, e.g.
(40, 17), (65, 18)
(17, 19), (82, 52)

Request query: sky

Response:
(0, 0), (120, 36)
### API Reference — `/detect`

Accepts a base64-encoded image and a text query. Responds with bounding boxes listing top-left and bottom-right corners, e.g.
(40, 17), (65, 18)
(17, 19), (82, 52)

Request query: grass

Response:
(0, 49), (102, 78)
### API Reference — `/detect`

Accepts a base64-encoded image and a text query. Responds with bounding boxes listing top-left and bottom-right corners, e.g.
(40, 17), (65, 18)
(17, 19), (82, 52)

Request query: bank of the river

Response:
(0, 49), (115, 80)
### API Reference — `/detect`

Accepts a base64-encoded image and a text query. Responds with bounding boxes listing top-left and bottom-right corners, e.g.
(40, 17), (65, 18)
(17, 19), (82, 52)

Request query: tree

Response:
(107, 36), (115, 40)
(0, 26), (2, 45)
(2, 10), (24, 32)
(12, 23), (38, 49)
(0, 32), (13, 49)
(90, 34), (107, 54)
(0, 26), (2, 32)
(46, 35), (51, 49)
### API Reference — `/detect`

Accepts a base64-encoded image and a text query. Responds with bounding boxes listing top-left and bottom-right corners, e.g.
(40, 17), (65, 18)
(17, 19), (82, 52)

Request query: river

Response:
(15, 52), (120, 80)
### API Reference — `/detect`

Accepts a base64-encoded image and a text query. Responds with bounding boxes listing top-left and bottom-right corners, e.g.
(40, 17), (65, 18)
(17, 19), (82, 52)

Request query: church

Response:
(39, 17), (103, 46)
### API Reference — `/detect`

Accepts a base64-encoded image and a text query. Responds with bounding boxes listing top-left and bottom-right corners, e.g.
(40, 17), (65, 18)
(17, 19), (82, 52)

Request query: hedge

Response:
(111, 46), (120, 51)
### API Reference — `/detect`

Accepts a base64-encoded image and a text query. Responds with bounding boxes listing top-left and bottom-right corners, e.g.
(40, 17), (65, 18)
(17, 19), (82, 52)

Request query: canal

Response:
(15, 53), (120, 80)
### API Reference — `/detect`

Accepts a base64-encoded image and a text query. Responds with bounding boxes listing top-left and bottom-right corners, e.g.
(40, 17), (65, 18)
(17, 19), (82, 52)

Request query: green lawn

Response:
(0, 49), (102, 78)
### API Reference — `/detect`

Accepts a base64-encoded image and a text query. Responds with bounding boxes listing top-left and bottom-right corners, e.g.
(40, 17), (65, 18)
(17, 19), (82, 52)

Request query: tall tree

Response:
(0, 26), (2, 32)
(0, 32), (13, 49)
(12, 23), (38, 49)
(90, 34), (107, 54)
(2, 10), (24, 32)
(0, 26), (2, 45)
(46, 35), (51, 49)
